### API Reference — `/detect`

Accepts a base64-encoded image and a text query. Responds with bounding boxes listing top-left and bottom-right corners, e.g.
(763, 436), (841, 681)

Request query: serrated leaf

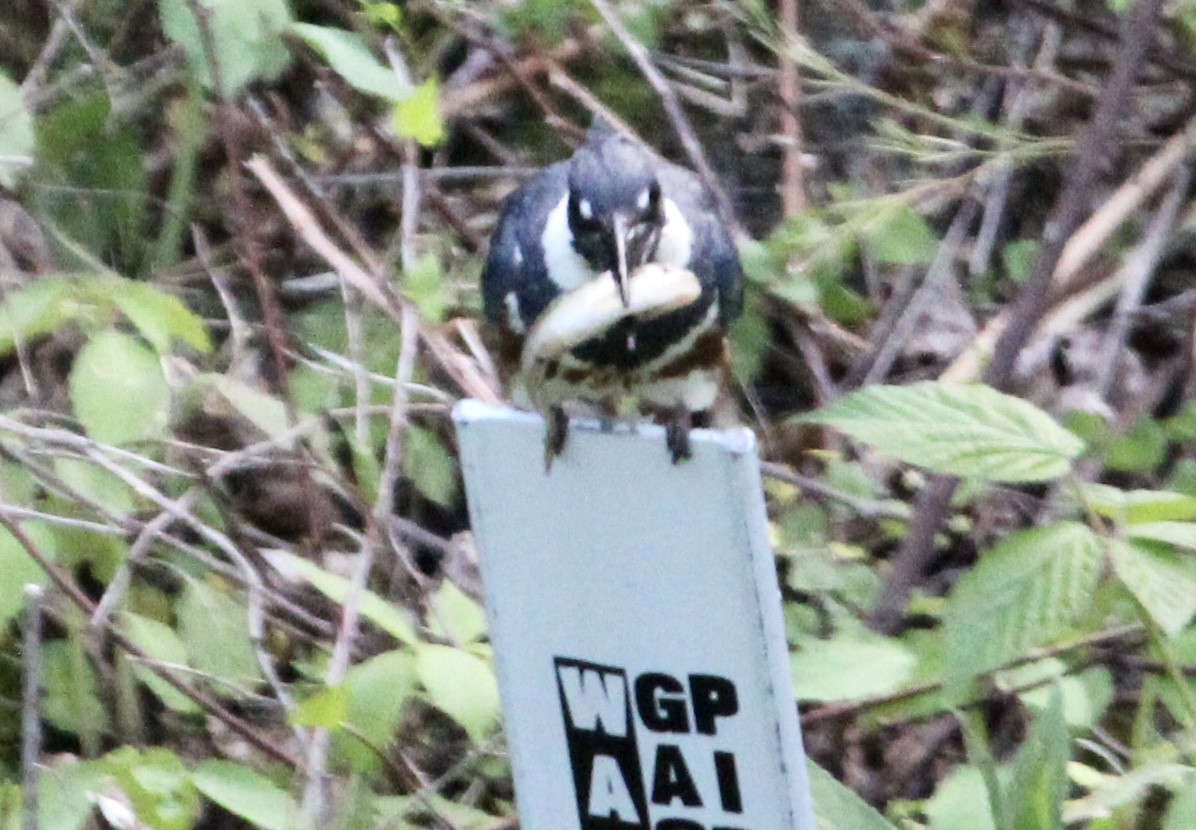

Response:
(0, 72), (35, 188)
(0, 522), (56, 627)
(69, 330), (171, 446)
(1082, 483), (1196, 524)
(1127, 521), (1196, 551)
(415, 643), (499, 744)
(807, 760), (898, 830)
(192, 761), (300, 830)
(945, 523), (1102, 694)
(798, 382), (1084, 482)
(122, 613), (201, 714)
(290, 24), (401, 100)
(1111, 539), (1196, 636)
(264, 550), (417, 645)
(792, 634), (915, 702)
(177, 579), (264, 685)
(1007, 687), (1068, 830)
(0, 276), (74, 358)
(158, 0), (292, 93)
(104, 278), (212, 353)
(392, 77), (443, 147)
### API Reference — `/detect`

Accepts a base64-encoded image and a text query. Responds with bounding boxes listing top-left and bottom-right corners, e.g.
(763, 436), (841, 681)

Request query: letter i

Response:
(713, 752), (742, 814)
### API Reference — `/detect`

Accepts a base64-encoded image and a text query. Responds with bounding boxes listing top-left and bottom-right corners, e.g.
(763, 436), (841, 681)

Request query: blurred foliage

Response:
(0, 0), (1195, 829)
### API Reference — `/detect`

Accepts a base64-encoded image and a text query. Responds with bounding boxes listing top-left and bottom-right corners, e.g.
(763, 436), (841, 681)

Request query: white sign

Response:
(454, 400), (814, 830)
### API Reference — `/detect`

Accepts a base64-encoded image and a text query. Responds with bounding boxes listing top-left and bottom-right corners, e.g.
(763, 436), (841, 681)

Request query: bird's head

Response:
(566, 125), (665, 308)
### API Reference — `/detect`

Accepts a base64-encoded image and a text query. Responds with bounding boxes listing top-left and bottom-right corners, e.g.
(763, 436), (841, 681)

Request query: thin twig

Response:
(760, 461), (909, 521)
(870, 0), (1166, 633)
(0, 514), (297, 766)
(778, 0), (806, 216)
(586, 0), (737, 227)
(21, 585), (44, 830)
(1095, 165), (1190, 398)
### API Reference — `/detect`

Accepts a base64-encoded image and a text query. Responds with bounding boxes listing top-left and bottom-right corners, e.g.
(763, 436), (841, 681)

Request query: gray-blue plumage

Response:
(480, 125), (743, 462)
(482, 127), (742, 370)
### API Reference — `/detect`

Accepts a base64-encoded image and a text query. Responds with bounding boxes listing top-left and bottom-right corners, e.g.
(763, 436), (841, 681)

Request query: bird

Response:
(480, 120), (744, 465)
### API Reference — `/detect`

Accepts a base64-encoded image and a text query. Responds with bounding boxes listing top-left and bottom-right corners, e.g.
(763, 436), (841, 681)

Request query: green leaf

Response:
(104, 278), (212, 353)
(191, 761), (300, 830)
(1127, 521), (1196, 552)
(37, 758), (107, 830)
(415, 643), (500, 744)
(944, 523), (1103, 694)
(392, 77), (444, 147)
(290, 24), (401, 100)
(1111, 539), (1196, 636)
(925, 766), (1000, 830)
(0, 276), (76, 358)
(1007, 687), (1068, 830)
(0, 522), (55, 627)
(403, 426), (458, 508)
(1081, 483), (1196, 524)
(1103, 418), (1167, 473)
(291, 684), (349, 728)
(1064, 762), (1192, 824)
(54, 457), (138, 517)
(1165, 784), (1196, 830)
(157, 0), (293, 93)
(429, 581), (487, 645)
(43, 638), (110, 739)
(121, 613), (201, 714)
(335, 649), (418, 772)
(100, 747), (201, 830)
(69, 330), (171, 445)
(265, 550), (417, 645)
(208, 374), (290, 441)
(863, 203), (937, 265)
(0, 72), (35, 188)
(405, 251), (448, 322)
(177, 579), (264, 685)
(1001, 239), (1039, 284)
(797, 382), (1084, 482)
(791, 633), (915, 702)
(807, 761), (898, 830)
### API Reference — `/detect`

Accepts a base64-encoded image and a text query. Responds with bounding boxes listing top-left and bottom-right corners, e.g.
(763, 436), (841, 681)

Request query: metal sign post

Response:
(454, 400), (815, 830)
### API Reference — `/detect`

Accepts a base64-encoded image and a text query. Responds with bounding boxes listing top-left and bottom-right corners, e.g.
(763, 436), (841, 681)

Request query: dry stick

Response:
(778, 0), (806, 216)
(1096, 165), (1191, 398)
(247, 156), (501, 404)
(21, 585), (44, 830)
(184, 0), (322, 545)
(945, 113), (1196, 382)
(586, 0), (737, 227)
(0, 514), (297, 766)
(868, 0), (1166, 634)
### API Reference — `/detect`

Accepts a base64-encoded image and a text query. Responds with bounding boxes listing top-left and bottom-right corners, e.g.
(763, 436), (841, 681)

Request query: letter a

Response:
(587, 755), (641, 823)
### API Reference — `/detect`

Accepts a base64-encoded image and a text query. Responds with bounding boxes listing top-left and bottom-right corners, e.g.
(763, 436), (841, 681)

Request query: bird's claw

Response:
(665, 407), (693, 464)
(543, 406), (569, 472)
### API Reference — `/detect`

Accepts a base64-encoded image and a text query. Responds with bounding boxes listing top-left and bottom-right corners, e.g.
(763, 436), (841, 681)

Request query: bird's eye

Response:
(639, 182), (662, 220)
(569, 195), (602, 233)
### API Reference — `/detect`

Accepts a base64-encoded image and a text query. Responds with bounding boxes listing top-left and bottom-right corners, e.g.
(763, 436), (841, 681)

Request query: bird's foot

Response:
(664, 406), (693, 464)
(543, 405), (569, 472)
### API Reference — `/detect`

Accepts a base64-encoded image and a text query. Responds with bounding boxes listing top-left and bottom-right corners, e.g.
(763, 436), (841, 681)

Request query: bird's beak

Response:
(611, 214), (631, 308)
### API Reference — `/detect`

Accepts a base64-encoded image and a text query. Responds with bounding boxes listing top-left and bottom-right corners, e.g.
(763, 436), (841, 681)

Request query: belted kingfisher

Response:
(481, 121), (743, 463)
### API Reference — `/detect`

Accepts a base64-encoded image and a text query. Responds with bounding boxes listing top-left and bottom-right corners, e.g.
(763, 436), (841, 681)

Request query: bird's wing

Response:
(481, 161), (571, 335)
(655, 163), (745, 326)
